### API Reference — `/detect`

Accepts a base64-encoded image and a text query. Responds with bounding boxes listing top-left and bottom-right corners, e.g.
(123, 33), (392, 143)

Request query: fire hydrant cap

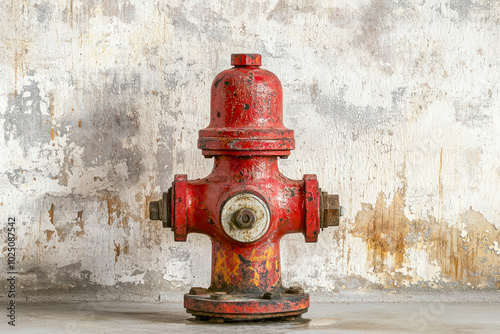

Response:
(199, 54), (295, 157)
(231, 54), (261, 66)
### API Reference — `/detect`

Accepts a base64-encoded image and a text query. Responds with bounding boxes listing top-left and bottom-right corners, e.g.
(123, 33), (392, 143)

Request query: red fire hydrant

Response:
(150, 54), (342, 322)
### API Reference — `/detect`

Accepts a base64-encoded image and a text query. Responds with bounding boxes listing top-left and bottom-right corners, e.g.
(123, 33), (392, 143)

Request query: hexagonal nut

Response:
(320, 192), (343, 228)
(234, 208), (256, 229)
(262, 292), (281, 300)
(285, 286), (304, 295)
(148, 188), (172, 228)
(210, 292), (230, 300)
(149, 201), (161, 220)
(189, 287), (207, 295)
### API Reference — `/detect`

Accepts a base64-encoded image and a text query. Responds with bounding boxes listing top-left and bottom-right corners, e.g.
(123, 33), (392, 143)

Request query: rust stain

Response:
(78, 119), (82, 127)
(429, 209), (500, 286)
(114, 242), (121, 263)
(107, 199), (112, 225)
(48, 204), (54, 225)
(76, 210), (85, 237)
(351, 189), (500, 287)
(69, 0), (74, 29)
(142, 194), (151, 222)
(103, 194), (127, 228)
(212, 244), (280, 292)
(123, 244), (129, 255)
(45, 230), (55, 241)
(49, 94), (55, 140)
(438, 148), (443, 222)
(352, 190), (410, 274)
(49, 94), (54, 116)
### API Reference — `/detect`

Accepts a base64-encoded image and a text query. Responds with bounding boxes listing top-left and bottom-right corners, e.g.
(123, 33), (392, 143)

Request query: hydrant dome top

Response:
(198, 54), (295, 157)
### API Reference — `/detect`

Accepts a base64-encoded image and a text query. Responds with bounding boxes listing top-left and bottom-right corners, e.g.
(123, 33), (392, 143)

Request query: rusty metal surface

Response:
(319, 191), (343, 228)
(236, 208), (256, 229)
(184, 293), (309, 319)
(189, 309), (306, 322)
(149, 54), (341, 320)
(285, 286), (305, 295)
(149, 188), (172, 228)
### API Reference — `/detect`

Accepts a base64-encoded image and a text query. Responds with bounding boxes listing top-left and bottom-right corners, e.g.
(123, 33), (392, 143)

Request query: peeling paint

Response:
(351, 188), (499, 288)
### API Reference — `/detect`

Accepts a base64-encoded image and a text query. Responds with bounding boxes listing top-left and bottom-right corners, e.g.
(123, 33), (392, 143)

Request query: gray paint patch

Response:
(72, 95), (143, 185)
(454, 100), (491, 128)
(35, 3), (53, 24)
(317, 85), (406, 132)
(3, 81), (51, 156)
(266, 0), (316, 24)
(22, 266), (50, 282)
(107, 71), (141, 94)
(168, 247), (190, 262)
(167, 3), (230, 41)
(449, 0), (494, 20)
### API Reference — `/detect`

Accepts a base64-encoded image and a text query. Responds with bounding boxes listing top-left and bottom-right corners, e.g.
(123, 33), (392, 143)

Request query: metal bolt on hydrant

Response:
(149, 54), (343, 322)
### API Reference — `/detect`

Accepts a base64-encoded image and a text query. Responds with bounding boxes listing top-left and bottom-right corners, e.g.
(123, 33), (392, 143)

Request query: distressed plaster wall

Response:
(0, 0), (499, 301)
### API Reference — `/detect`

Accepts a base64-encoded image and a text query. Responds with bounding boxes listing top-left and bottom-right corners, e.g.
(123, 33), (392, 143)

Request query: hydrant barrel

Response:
(149, 54), (343, 322)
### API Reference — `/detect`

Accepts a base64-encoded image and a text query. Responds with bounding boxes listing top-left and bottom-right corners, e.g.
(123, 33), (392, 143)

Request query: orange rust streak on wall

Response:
(76, 210), (84, 237)
(352, 190), (409, 274)
(429, 210), (500, 286)
(114, 242), (121, 263)
(45, 230), (54, 241)
(48, 204), (54, 225)
(69, 0), (73, 29)
(351, 189), (500, 287)
(104, 194), (127, 227)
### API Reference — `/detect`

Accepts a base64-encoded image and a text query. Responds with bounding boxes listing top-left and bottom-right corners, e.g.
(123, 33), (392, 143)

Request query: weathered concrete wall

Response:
(0, 0), (499, 300)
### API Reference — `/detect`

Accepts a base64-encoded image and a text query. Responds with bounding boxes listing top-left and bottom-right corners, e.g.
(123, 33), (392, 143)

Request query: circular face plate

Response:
(220, 193), (270, 243)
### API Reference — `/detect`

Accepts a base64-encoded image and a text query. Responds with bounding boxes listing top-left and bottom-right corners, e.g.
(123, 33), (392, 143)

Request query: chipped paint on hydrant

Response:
(0, 0), (499, 302)
(149, 54), (342, 321)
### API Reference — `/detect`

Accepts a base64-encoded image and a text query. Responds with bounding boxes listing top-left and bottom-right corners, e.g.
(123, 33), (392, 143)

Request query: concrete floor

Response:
(1, 300), (499, 333)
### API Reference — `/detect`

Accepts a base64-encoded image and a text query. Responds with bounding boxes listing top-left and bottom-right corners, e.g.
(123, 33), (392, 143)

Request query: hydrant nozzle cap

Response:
(231, 54), (261, 66)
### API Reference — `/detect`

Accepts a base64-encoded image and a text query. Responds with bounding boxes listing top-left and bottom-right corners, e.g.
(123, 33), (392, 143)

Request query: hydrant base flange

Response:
(184, 293), (309, 321)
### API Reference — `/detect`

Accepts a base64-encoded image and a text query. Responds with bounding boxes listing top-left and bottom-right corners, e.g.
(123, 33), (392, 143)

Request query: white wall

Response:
(0, 0), (499, 300)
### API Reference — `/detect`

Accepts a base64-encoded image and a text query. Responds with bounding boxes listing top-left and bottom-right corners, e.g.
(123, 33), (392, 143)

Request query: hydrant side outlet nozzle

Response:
(149, 54), (341, 322)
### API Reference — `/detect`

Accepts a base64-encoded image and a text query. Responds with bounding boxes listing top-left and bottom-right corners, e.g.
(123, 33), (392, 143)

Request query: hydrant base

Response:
(184, 293), (309, 321)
